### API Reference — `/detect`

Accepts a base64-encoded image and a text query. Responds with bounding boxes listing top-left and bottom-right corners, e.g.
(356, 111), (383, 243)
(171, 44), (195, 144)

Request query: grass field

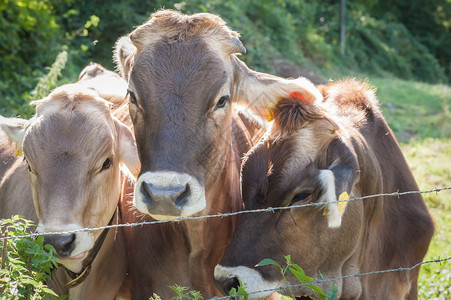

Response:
(368, 76), (451, 299)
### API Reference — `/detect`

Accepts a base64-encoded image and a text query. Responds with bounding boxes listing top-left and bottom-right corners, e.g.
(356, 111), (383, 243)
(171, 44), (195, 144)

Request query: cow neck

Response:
(64, 205), (119, 288)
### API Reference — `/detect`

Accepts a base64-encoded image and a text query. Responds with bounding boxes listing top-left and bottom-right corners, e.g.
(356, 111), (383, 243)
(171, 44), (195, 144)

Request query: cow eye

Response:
(128, 90), (137, 106)
(100, 157), (113, 172)
(215, 95), (229, 109)
(290, 192), (310, 205)
(23, 157), (36, 174)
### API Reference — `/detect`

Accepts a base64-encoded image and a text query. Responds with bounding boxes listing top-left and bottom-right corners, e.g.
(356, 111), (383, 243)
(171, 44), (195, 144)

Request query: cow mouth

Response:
(58, 250), (88, 263)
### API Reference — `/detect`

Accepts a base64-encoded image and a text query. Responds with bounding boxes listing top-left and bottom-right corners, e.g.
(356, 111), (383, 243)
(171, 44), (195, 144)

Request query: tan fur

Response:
(0, 65), (139, 299)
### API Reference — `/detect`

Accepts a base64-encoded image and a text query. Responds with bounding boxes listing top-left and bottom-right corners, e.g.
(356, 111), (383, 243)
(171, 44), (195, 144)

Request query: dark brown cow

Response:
(0, 68), (139, 299)
(214, 79), (434, 299)
(114, 10), (323, 298)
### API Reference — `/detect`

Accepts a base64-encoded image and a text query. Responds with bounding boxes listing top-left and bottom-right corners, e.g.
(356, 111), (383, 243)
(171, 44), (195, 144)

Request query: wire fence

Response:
(1, 186), (450, 298)
(0, 186), (449, 241)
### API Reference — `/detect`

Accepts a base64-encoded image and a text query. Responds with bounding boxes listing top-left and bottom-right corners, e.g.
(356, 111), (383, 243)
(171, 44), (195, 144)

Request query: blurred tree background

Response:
(0, 0), (449, 117)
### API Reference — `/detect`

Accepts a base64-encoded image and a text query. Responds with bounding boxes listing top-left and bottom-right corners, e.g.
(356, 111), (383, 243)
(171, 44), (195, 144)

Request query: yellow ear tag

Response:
(14, 147), (22, 157)
(264, 107), (274, 122)
(338, 191), (349, 213)
(323, 191), (349, 216)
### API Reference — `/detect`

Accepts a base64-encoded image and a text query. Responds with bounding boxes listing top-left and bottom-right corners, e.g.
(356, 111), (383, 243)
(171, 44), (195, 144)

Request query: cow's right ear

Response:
(114, 36), (136, 81)
(230, 56), (323, 120)
(316, 137), (359, 228)
(0, 116), (28, 156)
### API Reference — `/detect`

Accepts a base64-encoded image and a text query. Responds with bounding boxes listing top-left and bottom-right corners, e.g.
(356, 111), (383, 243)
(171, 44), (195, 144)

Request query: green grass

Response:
(370, 76), (450, 143)
(364, 76), (450, 299)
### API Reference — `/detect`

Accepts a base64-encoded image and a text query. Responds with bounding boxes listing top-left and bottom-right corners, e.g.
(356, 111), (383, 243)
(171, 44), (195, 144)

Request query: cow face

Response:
(0, 85), (139, 273)
(115, 10), (323, 220)
(215, 97), (363, 299)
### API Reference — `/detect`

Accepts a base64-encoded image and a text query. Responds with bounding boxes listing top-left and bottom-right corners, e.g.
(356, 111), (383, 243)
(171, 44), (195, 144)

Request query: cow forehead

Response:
(24, 100), (115, 165)
(130, 39), (229, 105)
(242, 123), (336, 203)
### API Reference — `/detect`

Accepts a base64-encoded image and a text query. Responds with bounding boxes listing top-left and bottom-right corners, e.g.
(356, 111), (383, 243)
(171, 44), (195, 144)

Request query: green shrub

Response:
(0, 216), (60, 299)
(0, 0), (62, 117)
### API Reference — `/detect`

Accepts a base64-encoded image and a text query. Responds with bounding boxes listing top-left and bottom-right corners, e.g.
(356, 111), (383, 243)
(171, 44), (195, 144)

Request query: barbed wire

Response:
(213, 256), (451, 299)
(0, 186), (450, 241)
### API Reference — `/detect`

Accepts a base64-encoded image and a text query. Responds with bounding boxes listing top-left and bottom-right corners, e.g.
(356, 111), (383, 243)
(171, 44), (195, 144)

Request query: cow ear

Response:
(114, 36), (136, 81)
(317, 164), (356, 228)
(0, 116), (28, 156)
(230, 56), (323, 120)
(114, 118), (140, 178)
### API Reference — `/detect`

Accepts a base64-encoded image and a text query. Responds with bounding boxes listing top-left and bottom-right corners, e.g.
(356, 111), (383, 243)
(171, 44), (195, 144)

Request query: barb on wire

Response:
(0, 186), (450, 241)
(212, 257), (451, 300)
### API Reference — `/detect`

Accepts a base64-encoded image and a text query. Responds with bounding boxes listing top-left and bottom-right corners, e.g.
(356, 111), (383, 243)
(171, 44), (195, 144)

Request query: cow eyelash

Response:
(127, 90), (137, 105)
(289, 192), (311, 206)
(23, 157), (36, 174)
(100, 157), (113, 172)
(215, 95), (230, 109)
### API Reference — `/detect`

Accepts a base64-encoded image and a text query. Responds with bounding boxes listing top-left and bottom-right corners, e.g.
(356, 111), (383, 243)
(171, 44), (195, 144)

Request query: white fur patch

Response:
(214, 265), (281, 299)
(318, 170), (343, 228)
(134, 171), (206, 219)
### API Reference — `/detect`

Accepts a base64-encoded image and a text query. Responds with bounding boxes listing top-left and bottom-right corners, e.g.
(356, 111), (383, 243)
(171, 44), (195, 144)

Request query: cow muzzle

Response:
(44, 233), (76, 257)
(37, 223), (94, 273)
(134, 171), (206, 220)
(214, 265), (281, 299)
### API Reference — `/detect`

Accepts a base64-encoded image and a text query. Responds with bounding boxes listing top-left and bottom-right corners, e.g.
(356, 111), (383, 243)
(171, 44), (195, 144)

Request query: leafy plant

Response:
(227, 278), (249, 300)
(149, 285), (203, 300)
(0, 215), (60, 299)
(256, 255), (328, 299)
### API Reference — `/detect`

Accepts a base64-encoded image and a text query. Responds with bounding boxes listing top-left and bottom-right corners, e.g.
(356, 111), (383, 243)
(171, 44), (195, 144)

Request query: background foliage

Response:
(1, 0), (449, 118)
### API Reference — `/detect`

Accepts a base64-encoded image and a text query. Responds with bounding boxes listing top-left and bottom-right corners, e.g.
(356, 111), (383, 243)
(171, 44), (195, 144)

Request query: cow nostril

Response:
(44, 233), (76, 257)
(224, 277), (241, 296)
(174, 184), (190, 208)
(141, 182), (153, 206)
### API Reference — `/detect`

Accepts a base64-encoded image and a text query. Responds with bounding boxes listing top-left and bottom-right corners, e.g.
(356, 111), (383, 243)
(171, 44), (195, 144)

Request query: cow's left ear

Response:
(114, 118), (140, 178)
(230, 56), (323, 120)
(0, 116), (29, 156)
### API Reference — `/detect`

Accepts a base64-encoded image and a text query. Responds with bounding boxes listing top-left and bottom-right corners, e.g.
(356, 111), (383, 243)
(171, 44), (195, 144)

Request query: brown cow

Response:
(114, 9), (323, 298)
(214, 79), (434, 299)
(0, 78), (139, 299)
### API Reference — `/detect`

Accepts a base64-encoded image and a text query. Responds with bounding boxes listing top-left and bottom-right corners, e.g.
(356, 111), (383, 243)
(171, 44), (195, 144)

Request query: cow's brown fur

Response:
(114, 9), (327, 298)
(217, 79), (434, 299)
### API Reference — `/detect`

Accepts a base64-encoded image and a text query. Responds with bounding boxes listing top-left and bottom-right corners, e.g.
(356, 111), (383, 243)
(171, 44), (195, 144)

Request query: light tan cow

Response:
(0, 79), (139, 299)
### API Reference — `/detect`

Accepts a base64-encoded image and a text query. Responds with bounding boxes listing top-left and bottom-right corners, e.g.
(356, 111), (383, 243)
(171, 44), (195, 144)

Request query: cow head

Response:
(114, 10), (322, 220)
(214, 94), (364, 299)
(0, 84), (139, 273)
(77, 62), (129, 106)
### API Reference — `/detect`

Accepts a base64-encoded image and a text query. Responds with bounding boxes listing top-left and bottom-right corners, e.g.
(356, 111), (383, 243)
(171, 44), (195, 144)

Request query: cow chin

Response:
(133, 171), (207, 220)
(37, 223), (95, 273)
(214, 265), (282, 299)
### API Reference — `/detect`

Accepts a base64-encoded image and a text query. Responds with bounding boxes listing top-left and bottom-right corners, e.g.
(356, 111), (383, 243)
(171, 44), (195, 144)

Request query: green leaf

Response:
(42, 287), (58, 296)
(284, 255), (291, 265)
(306, 284), (326, 299)
(325, 283), (338, 300)
(256, 258), (280, 268)
(289, 264), (312, 284)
